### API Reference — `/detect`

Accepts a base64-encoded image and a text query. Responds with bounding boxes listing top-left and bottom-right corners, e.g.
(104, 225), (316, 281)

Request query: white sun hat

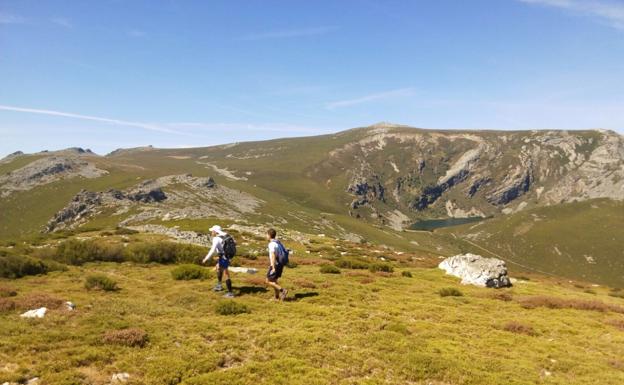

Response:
(209, 225), (223, 234)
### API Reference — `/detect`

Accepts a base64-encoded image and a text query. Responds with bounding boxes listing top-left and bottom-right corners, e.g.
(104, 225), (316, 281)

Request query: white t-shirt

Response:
(268, 240), (279, 264)
(203, 235), (224, 262)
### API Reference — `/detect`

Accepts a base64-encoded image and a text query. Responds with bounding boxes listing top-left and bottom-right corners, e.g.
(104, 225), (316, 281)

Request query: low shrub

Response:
(401, 271), (413, 278)
(18, 293), (64, 310)
(335, 257), (370, 270)
(85, 275), (119, 291)
(490, 292), (513, 302)
(503, 321), (537, 336)
(125, 241), (205, 264)
(438, 287), (463, 297)
(0, 298), (16, 312)
(606, 318), (624, 331)
(320, 264), (341, 274)
(286, 261), (298, 268)
(519, 296), (624, 314)
(293, 278), (317, 289)
(114, 227), (139, 235)
(171, 264), (209, 280)
(368, 263), (393, 273)
(215, 300), (250, 316)
(102, 328), (148, 347)
(609, 289), (624, 299)
(55, 239), (124, 265)
(0, 285), (17, 297)
(0, 252), (50, 278)
(382, 322), (410, 335)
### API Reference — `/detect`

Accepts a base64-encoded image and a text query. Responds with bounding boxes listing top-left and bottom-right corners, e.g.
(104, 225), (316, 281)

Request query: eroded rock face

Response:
(0, 156), (107, 197)
(438, 253), (511, 288)
(328, 126), (624, 229)
(45, 174), (262, 232)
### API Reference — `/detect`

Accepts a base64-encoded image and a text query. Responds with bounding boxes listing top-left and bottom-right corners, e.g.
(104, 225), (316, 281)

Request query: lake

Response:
(409, 216), (486, 231)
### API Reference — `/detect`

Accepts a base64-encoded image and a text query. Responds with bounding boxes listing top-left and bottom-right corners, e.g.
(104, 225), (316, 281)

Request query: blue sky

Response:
(1, 0), (623, 157)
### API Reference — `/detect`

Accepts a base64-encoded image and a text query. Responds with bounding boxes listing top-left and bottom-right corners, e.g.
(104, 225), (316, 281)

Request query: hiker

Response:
(266, 228), (289, 301)
(202, 225), (236, 298)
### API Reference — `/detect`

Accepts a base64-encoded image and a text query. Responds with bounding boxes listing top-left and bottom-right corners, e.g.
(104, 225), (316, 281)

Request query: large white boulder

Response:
(438, 253), (511, 288)
(20, 307), (47, 319)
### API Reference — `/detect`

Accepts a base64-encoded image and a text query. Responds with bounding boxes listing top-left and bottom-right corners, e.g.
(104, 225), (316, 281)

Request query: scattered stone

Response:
(20, 307), (47, 319)
(111, 373), (130, 383)
(65, 301), (76, 311)
(228, 267), (258, 274)
(438, 253), (511, 288)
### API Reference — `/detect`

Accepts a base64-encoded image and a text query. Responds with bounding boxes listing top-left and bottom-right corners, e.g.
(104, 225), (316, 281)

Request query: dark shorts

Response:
(267, 264), (284, 282)
(217, 256), (230, 270)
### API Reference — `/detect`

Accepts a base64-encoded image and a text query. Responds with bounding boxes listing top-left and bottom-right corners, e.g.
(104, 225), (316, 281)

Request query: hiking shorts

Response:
(217, 256), (230, 270)
(266, 264), (284, 282)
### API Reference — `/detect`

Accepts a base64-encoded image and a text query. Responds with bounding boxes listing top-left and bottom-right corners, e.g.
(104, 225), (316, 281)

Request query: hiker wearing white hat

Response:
(202, 224), (236, 298)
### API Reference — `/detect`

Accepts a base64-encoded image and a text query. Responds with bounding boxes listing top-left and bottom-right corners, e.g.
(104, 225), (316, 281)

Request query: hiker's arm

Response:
(202, 239), (217, 263)
(269, 250), (276, 270)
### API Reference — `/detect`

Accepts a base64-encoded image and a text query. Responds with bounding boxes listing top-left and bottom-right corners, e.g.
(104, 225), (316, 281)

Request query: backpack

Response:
(220, 234), (237, 259)
(272, 240), (289, 266)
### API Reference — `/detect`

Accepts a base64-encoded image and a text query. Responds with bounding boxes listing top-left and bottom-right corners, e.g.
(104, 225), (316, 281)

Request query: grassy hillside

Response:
(439, 199), (624, 287)
(2, 259), (624, 384)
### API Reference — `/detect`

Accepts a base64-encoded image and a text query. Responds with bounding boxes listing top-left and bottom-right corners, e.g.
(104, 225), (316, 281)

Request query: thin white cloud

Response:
(0, 12), (25, 24)
(238, 26), (338, 41)
(166, 122), (325, 134)
(51, 17), (72, 28)
(0, 105), (179, 134)
(518, 0), (624, 30)
(128, 29), (147, 38)
(326, 88), (416, 110)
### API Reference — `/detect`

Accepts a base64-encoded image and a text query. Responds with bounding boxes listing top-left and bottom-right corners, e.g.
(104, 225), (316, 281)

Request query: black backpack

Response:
(220, 234), (237, 259)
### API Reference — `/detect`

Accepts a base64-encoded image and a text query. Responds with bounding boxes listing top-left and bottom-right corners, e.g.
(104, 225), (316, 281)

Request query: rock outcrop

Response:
(438, 253), (511, 288)
(0, 156), (107, 197)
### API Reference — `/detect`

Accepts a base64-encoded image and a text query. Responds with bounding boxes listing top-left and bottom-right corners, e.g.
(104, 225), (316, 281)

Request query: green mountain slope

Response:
(439, 199), (624, 287)
(1, 124), (623, 284)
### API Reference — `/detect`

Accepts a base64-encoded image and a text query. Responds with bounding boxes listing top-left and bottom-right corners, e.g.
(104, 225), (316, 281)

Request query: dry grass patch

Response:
(0, 297), (16, 312)
(606, 318), (624, 331)
(292, 278), (316, 289)
(102, 328), (148, 347)
(489, 292), (513, 302)
(0, 286), (17, 297)
(17, 293), (64, 310)
(243, 276), (266, 286)
(503, 321), (537, 336)
(519, 296), (624, 314)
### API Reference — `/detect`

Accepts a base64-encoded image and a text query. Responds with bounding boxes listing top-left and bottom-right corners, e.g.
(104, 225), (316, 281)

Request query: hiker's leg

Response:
(216, 266), (223, 283)
(224, 268), (233, 293)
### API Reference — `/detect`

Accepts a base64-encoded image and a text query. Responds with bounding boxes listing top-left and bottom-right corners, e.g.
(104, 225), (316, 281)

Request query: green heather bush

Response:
(125, 241), (205, 264)
(171, 264), (209, 280)
(85, 274), (119, 291)
(438, 287), (463, 297)
(368, 262), (394, 273)
(114, 227), (139, 235)
(335, 257), (370, 270)
(215, 300), (250, 315)
(55, 239), (124, 265)
(0, 252), (50, 278)
(401, 270), (413, 278)
(320, 264), (341, 274)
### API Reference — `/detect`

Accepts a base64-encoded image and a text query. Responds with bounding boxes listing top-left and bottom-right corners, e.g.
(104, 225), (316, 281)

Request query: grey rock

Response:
(438, 253), (511, 288)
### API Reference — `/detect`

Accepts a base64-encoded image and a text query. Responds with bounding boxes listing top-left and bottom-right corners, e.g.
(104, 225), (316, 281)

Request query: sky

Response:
(1, 0), (623, 157)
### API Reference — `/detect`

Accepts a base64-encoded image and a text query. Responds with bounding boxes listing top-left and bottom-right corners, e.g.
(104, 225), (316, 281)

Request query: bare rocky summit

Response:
(0, 155), (107, 197)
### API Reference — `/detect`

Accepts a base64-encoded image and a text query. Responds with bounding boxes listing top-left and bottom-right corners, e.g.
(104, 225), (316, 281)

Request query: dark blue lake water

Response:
(409, 216), (486, 231)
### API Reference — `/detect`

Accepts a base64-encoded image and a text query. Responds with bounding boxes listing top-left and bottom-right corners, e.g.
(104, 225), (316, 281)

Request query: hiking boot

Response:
(279, 289), (288, 301)
(223, 292), (235, 298)
(212, 283), (223, 292)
